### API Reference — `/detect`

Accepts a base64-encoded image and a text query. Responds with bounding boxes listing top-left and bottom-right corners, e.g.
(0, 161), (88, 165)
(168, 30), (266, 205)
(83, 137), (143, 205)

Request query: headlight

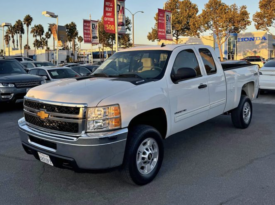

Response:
(41, 80), (46, 85)
(0, 83), (15, 87)
(86, 105), (121, 132)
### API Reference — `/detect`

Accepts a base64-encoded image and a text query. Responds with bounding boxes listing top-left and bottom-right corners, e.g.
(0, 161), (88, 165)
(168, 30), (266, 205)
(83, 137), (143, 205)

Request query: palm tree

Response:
(23, 15), (33, 56)
(6, 26), (15, 48)
(45, 31), (51, 61)
(65, 22), (78, 61)
(48, 24), (55, 51)
(77, 36), (83, 50)
(37, 24), (44, 40)
(31, 25), (39, 53)
(4, 34), (11, 56)
(14, 20), (24, 56)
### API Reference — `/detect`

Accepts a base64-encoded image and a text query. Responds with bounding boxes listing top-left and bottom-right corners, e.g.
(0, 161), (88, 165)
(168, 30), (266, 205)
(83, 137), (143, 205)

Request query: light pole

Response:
(1, 23), (11, 57)
(125, 9), (144, 47)
(42, 11), (59, 65)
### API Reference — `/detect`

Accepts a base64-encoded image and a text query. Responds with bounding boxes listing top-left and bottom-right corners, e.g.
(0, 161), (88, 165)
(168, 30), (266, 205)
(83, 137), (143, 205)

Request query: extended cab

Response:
(18, 45), (259, 185)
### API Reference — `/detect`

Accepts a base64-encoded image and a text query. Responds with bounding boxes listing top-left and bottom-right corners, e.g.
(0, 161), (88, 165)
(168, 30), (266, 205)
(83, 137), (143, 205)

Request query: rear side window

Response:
(199, 48), (217, 75)
(254, 59), (261, 62)
(172, 49), (202, 80)
(38, 69), (48, 76)
(15, 58), (22, 62)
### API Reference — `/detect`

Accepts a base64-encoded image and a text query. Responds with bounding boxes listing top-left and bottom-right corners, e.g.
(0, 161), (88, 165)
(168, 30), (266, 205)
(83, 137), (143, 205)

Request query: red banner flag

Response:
(83, 19), (91, 43)
(104, 0), (116, 34)
(158, 9), (166, 40)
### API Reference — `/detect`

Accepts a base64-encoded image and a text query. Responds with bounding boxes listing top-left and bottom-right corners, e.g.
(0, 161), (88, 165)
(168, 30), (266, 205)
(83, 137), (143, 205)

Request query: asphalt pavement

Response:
(0, 94), (275, 205)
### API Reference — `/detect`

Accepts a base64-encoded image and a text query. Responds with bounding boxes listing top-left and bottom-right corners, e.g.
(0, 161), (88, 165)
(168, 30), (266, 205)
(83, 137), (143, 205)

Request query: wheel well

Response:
(128, 108), (167, 139)
(242, 82), (255, 99)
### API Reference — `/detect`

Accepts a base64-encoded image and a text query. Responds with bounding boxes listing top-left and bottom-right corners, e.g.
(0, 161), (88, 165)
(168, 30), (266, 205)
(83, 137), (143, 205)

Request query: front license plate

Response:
(38, 152), (53, 166)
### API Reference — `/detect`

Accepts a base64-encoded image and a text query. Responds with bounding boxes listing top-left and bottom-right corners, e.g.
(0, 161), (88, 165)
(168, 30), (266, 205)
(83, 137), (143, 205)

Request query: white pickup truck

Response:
(18, 45), (259, 185)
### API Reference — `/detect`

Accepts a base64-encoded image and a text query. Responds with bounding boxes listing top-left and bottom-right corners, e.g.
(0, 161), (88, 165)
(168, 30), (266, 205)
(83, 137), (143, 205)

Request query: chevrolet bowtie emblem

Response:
(37, 111), (49, 120)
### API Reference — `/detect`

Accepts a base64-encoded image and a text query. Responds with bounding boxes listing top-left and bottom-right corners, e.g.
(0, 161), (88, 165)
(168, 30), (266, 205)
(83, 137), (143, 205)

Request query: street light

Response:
(42, 11), (59, 65)
(1, 22), (11, 57)
(125, 9), (144, 47)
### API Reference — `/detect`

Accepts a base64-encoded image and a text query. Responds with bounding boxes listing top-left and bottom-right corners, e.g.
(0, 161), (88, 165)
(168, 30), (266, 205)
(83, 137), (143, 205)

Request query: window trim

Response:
(198, 48), (217, 75)
(170, 49), (203, 84)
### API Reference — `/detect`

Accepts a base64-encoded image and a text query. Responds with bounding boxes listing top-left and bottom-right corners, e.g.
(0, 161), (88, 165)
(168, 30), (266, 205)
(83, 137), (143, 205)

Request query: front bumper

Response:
(0, 87), (28, 103)
(18, 118), (128, 170)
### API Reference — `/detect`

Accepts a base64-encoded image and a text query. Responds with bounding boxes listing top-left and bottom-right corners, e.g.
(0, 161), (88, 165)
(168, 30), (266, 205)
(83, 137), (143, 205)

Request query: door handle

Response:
(198, 84), (208, 89)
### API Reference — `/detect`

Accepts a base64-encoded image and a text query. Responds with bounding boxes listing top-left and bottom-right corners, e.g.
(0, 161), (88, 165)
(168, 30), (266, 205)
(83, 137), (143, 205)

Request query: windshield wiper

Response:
(93, 73), (110, 77)
(118, 74), (143, 79)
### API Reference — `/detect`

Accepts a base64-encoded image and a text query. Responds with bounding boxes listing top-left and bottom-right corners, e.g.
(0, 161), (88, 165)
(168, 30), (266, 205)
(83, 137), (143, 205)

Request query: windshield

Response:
(94, 50), (171, 79)
(48, 69), (78, 79)
(264, 60), (275, 67)
(0, 61), (26, 75)
(34, 62), (54, 67)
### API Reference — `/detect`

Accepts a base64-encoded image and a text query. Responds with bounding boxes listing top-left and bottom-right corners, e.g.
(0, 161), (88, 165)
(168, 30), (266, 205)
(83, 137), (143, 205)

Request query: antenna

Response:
(161, 43), (166, 47)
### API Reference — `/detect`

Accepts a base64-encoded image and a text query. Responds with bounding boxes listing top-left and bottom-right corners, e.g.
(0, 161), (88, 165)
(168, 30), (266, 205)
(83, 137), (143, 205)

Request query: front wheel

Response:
(231, 95), (253, 129)
(121, 125), (164, 185)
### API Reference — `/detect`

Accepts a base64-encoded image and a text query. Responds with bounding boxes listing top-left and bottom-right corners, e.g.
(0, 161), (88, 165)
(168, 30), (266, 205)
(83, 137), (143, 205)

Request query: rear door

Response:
(197, 47), (226, 119)
(167, 47), (210, 135)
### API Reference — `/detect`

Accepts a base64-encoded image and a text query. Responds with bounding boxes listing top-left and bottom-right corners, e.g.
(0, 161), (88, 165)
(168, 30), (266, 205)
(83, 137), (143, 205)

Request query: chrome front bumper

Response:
(18, 118), (128, 170)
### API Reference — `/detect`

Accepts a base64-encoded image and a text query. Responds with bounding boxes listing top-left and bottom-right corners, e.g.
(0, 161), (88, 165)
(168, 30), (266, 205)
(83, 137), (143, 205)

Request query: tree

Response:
(77, 36), (83, 50)
(253, 0), (275, 37)
(24, 44), (30, 50)
(4, 34), (11, 56)
(65, 22), (78, 61)
(6, 26), (15, 48)
(48, 24), (55, 50)
(147, 0), (200, 44)
(23, 15), (33, 55)
(37, 24), (44, 40)
(14, 20), (25, 56)
(198, 0), (251, 61)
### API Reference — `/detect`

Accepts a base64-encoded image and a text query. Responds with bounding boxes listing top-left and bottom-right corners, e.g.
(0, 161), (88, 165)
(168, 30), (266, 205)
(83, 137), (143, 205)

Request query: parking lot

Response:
(0, 92), (275, 205)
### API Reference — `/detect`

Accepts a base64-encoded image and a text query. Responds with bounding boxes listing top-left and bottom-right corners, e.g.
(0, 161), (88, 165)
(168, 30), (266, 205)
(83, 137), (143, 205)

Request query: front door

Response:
(167, 48), (210, 135)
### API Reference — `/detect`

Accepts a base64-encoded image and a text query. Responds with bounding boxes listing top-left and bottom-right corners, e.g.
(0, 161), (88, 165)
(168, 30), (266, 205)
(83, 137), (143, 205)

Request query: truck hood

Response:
(0, 74), (42, 83)
(26, 78), (138, 107)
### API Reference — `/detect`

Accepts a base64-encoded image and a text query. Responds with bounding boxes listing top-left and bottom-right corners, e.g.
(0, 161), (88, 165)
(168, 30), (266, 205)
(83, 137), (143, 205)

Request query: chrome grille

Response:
(24, 98), (87, 136)
(15, 81), (40, 88)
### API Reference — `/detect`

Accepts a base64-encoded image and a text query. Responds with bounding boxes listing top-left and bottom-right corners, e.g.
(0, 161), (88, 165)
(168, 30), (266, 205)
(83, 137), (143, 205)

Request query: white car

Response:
(18, 45), (259, 185)
(28, 67), (79, 83)
(21, 61), (55, 72)
(259, 60), (275, 92)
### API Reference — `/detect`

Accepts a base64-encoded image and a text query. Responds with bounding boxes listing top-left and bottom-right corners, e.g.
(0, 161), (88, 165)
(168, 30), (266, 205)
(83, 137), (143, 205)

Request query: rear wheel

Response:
(121, 125), (164, 185)
(231, 95), (252, 129)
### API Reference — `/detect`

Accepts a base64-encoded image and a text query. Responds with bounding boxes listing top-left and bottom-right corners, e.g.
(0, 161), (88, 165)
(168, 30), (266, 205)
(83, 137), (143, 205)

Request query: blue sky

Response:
(0, 0), (265, 50)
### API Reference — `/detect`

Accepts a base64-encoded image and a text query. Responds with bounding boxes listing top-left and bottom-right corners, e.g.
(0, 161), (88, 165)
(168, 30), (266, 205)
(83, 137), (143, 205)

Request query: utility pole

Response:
(115, 0), (118, 52)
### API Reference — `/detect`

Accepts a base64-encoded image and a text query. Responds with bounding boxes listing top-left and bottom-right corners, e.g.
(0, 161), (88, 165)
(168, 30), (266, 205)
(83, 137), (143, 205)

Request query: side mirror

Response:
(171, 67), (197, 83)
(42, 75), (49, 80)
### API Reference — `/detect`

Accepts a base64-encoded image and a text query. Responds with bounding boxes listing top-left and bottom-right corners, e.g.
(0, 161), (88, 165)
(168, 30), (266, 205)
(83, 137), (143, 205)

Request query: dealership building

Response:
(159, 31), (275, 60)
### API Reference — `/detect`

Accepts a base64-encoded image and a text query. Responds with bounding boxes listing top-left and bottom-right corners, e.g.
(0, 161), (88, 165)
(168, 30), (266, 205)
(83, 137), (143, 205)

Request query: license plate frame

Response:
(38, 152), (53, 166)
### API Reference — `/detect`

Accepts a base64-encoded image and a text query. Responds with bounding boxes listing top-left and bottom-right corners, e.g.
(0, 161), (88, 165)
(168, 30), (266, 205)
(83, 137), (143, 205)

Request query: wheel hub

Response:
(136, 138), (159, 175)
(243, 102), (251, 124)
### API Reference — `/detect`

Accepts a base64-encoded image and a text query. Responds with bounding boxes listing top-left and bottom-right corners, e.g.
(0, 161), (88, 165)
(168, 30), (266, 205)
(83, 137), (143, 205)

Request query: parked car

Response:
(62, 63), (80, 67)
(221, 60), (251, 65)
(28, 67), (80, 83)
(6, 56), (34, 62)
(266, 58), (275, 62)
(93, 60), (105, 66)
(18, 45), (259, 185)
(71, 66), (92, 76)
(81, 64), (99, 73)
(241, 56), (266, 68)
(259, 60), (275, 93)
(220, 57), (228, 61)
(21, 61), (55, 72)
(0, 59), (44, 103)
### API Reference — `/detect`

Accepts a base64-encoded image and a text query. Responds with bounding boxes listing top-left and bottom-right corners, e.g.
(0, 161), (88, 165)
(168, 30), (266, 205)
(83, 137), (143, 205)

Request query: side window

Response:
(80, 67), (90, 75)
(26, 63), (34, 68)
(29, 69), (38, 75)
(38, 69), (48, 76)
(15, 58), (22, 62)
(199, 48), (217, 75)
(171, 49), (202, 83)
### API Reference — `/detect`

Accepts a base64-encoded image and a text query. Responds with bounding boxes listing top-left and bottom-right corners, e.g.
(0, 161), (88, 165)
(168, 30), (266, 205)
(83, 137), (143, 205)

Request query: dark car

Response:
(221, 60), (251, 65)
(81, 65), (99, 73)
(71, 66), (92, 76)
(0, 59), (44, 103)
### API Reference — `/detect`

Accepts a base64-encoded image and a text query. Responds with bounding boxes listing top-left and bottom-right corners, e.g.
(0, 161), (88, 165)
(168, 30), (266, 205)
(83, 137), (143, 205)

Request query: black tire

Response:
(121, 125), (164, 185)
(231, 95), (253, 129)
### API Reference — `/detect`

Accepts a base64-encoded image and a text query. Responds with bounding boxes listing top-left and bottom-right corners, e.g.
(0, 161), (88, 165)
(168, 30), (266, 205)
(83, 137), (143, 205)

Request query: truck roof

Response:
(120, 44), (212, 52)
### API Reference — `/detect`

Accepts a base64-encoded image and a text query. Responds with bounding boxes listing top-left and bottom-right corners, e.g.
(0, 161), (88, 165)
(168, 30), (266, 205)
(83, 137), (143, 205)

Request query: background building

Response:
(159, 31), (275, 60)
